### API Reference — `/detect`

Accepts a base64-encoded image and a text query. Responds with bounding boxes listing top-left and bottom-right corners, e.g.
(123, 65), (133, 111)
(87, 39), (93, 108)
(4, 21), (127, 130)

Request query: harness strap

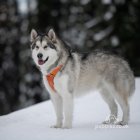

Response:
(46, 65), (63, 92)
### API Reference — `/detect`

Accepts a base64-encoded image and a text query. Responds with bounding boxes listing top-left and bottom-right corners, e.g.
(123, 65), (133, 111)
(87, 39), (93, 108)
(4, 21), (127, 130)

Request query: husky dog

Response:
(30, 28), (135, 129)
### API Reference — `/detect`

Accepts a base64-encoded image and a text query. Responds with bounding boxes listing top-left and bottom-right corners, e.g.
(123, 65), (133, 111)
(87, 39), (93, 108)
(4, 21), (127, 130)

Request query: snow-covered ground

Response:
(0, 79), (140, 140)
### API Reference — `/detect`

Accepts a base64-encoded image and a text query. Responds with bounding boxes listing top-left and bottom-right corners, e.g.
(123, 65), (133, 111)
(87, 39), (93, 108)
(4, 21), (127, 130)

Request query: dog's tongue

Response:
(38, 59), (44, 65)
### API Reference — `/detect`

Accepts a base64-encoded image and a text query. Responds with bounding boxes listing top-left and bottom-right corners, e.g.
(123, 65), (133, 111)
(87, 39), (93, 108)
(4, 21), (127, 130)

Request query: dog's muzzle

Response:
(38, 56), (49, 65)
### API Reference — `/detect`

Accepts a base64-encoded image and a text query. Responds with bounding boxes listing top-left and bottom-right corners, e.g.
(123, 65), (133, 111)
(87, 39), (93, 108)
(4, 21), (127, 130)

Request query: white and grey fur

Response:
(30, 28), (135, 129)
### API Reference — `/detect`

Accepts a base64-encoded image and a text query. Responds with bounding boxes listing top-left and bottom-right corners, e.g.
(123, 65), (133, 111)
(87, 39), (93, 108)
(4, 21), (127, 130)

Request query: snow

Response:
(0, 79), (140, 140)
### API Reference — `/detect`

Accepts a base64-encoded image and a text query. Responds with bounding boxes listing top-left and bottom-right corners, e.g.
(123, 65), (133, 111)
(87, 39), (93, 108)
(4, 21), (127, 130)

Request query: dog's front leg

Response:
(50, 94), (63, 128)
(62, 93), (73, 129)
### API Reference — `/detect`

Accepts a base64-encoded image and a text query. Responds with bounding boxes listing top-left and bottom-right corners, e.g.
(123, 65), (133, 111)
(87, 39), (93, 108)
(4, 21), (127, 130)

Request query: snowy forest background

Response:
(0, 0), (140, 115)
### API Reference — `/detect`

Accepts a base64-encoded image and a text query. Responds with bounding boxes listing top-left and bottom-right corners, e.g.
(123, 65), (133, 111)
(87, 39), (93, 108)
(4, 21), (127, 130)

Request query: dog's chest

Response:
(43, 74), (69, 95)
(55, 74), (69, 92)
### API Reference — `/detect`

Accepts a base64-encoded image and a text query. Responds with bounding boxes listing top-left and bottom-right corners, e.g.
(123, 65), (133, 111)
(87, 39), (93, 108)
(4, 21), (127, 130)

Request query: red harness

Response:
(46, 65), (63, 92)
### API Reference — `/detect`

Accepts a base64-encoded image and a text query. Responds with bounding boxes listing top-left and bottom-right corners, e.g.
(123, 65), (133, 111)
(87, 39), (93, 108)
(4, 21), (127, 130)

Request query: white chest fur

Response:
(43, 74), (69, 96)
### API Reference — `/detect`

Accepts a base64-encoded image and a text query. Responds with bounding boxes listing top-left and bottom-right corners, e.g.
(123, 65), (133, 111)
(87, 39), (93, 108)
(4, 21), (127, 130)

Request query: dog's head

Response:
(30, 29), (62, 71)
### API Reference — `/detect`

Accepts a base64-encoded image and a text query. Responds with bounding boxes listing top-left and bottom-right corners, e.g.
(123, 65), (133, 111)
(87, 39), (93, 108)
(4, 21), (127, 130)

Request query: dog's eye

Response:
(35, 45), (39, 49)
(48, 43), (56, 49)
(44, 46), (47, 49)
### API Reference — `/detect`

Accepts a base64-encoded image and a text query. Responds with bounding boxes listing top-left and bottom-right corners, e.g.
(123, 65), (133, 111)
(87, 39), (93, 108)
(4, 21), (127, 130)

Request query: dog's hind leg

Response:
(115, 93), (130, 125)
(112, 79), (130, 125)
(100, 87), (118, 124)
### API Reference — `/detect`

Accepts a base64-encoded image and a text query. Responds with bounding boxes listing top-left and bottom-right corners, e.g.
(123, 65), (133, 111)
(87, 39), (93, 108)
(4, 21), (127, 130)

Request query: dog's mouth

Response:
(38, 57), (49, 65)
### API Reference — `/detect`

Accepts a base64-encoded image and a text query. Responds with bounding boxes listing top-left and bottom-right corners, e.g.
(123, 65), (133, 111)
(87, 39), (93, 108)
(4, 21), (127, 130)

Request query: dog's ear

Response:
(30, 29), (38, 42)
(48, 29), (56, 43)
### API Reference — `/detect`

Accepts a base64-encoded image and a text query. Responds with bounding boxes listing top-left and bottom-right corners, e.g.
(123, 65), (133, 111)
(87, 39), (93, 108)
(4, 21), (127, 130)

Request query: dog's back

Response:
(66, 51), (135, 98)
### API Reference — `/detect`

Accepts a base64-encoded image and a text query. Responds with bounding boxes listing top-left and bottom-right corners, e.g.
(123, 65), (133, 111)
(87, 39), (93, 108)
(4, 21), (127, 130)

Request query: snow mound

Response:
(0, 79), (140, 140)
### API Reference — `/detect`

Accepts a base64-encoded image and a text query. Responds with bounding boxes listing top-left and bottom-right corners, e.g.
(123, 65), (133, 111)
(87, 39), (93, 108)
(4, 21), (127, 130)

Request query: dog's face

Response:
(30, 29), (61, 70)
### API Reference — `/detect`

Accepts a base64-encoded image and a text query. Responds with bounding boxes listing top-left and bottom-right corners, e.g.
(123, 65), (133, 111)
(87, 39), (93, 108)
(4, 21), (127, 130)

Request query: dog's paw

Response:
(102, 120), (112, 124)
(115, 121), (128, 126)
(102, 119), (116, 124)
(102, 115), (118, 124)
(50, 124), (62, 128)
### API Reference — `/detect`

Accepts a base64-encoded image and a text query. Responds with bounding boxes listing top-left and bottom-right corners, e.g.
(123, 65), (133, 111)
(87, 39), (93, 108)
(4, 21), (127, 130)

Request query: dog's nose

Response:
(37, 53), (43, 59)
